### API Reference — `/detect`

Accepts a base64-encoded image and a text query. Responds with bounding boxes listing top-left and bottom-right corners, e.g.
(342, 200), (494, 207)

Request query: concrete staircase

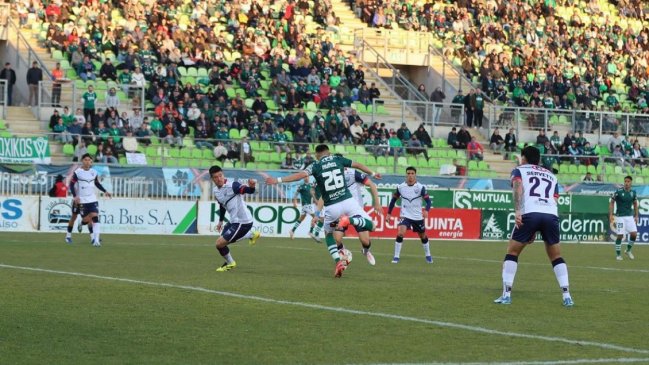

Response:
(4, 106), (67, 163)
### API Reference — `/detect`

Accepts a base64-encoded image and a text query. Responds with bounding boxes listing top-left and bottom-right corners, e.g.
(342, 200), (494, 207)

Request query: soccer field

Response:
(1, 233), (648, 365)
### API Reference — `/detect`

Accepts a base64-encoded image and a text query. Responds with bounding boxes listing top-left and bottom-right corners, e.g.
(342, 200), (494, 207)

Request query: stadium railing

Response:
(6, 17), (52, 98)
(485, 104), (649, 143)
(0, 80), (7, 119)
(370, 98), (465, 132)
(426, 44), (475, 95)
(38, 80), (147, 120)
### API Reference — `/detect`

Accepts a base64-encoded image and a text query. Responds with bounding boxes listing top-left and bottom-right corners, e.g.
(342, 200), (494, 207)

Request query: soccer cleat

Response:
(425, 256), (433, 264)
(249, 231), (261, 246)
(494, 295), (512, 305)
(289, 230), (295, 239)
(92, 239), (101, 247)
(65, 236), (72, 244)
(625, 251), (635, 260)
(334, 260), (347, 278)
(391, 257), (400, 264)
(364, 251), (376, 266)
(563, 297), (575, 307)
(216, 261), (237, 272)
(309, 232), (321, 243)
(616, 255), (623, 261)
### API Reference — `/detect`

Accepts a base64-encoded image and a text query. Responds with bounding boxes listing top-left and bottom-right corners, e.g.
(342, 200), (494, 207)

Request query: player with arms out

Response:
(609, 176), (638, 260)
(494, 146), (574, 307)
(69, 153), (111, 246)
(289, 176), (318, 239)
(210, 166), (261, 272)
(266, 144), (380, 277)
(386, 166), (432, 264)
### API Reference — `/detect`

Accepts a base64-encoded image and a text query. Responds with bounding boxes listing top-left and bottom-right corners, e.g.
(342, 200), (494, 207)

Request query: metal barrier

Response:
(6, 17), (52, 91)
(371, 98), (465, 134)
(38, 80), (146, 120)
(0, 80), (6, 119)
(426, 44), (475, 97)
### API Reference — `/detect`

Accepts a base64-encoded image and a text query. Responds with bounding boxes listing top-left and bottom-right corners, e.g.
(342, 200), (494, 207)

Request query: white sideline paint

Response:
(360, 358), (649, 365)
(2, 263), (649, 356)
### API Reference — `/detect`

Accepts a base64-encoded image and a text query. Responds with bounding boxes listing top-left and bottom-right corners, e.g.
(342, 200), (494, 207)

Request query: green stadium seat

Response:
(63, 144), (74, 156)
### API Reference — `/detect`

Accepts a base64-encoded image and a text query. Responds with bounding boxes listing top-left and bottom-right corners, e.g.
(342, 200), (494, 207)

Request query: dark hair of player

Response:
(81, 153), (92, 160)
(209, 165), (222, 175)
(521, 146), (541, 165)
(315, 144), (329, 153)
(625, 175), (633, 181)
(406, 166), (417, 173)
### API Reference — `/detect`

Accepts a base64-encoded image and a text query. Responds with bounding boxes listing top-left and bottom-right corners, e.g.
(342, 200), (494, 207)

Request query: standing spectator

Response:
(430, 87), (446, 123)
(82, 85), (97, 124)
(471, 89), (485, 128)
(464, 89), (474, 127)
(51, 62), (64, 107)
(26, 61), (43, 107)
(467, 137), (484, 161)
(451, 90), (465, 119)
(105, 88), (120, 109)
(241, 137), (254, 164)
(0, 62), (16, 106)
(490, 128), (505, 154)
(48, 175), (68, 197)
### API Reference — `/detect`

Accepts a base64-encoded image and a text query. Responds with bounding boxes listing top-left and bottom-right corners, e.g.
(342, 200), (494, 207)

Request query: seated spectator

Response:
(582, 142), (598, 166)
(134, 122), (151, 146)
(281, 152), (298, 169)
(457, 125), (471, 149)
(407, 135), (428, 160)
(102, 142), (118, 164)
(293, 129), (309, 153)
(388, 131), (404, 156)
(99, 59), (117, 81)
(375, 134), (389, 156)
(631, 142), (647, 166)
(568, 141), (581, 165)
(447, 127), (460, 148)
(608, 132), (624, 153)
(53, 117), (73, 143)
(467, 137), (484, 161)
(583, 172), (595, 183)
(77, 56), (96, 82)
(273, 126), (291, 153)
(414, 124), (432, 148)
(490, 127), (505, 154)
(213, 142), (228, 162)
(350, 119), (364, 144)
(73, 140), (87, 162)
(396, 123), (411, 143)
(504, 128), (517, 156)
(122, 131), (138, 153)
(49, 109), (61, 130)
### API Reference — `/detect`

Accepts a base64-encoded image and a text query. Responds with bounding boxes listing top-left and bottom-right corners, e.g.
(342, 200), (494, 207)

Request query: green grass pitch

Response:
(1, 232), (648, 365)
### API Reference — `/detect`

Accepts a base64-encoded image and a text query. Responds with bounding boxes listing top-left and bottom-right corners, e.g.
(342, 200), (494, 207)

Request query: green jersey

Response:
(295, 182), (313, 206)
(611, 188), (637, 217)
(83, 92), (97, 109)
(306, 155), (352, 206)
(313, 183), (322, 200)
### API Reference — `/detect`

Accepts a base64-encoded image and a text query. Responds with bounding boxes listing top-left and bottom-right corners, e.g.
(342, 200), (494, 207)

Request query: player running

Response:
(289, 176), (318, 239)
(494, 146), (574, 307)
(333, 165), (382, 265)
(386, 167), (432, 264)
(210, 166), (261, 272)
(609, 176), (638, 261)
(69, 153), (111, 247)
(266, 144), (380, 277)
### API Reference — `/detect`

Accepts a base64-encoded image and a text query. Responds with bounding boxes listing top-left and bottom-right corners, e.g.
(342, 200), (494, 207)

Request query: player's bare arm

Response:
(634, 199), (639, 224)
(350, 161), (382, 179)
(512, 179), (524, 227)
(265, 170), (308, 185)
(609, 199), (615, 223)
(365, 179), (383, 215)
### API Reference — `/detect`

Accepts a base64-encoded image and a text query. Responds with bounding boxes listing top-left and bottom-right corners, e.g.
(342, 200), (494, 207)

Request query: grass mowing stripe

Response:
(360, 357), (649, 365)
(2, 263), (649, 356)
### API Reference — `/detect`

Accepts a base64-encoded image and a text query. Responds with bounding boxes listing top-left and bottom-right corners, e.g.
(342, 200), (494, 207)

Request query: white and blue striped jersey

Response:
(511, 164), (559, 216)
(70, 167), (104, 204)
(213, 180), (253, 224)
(344, 168), (368, 206)
(393, 182), (428, 221)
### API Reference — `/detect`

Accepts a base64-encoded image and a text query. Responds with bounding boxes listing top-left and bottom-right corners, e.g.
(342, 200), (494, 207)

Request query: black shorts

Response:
(72, 203), (81, 215)
(222, 222), (253, 243)
(398, 218), (426, 233)
(80, 202), (99, 217)
(511, 212), (560, 245)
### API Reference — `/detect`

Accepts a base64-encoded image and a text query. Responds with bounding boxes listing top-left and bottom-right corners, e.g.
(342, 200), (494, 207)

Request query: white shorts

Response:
(323, 197), (371, 234)
(300, 204), (315, 216)
(613, 216), (637, 235)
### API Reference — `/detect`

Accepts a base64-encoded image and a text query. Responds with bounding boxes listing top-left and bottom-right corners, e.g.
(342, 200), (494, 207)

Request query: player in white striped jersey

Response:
(494, 146), (573, 307)
(209, 166), (261, 272)
(386, 167), (432, 264)
(69, 153), (111, 247)
(333, 166), (382, 265)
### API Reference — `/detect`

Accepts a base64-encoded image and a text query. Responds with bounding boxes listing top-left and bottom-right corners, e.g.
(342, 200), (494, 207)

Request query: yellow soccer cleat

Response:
(216, 261), (237, 272)
(249, 231), (261, 246)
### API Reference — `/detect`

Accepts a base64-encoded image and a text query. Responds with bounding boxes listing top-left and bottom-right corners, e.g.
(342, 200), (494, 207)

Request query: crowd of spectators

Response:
(351, 0), (649, 120)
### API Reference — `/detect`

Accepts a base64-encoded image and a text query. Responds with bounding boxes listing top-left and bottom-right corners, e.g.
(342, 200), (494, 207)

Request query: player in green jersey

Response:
(609, 175), (639, 260)
(266, 144), (381, 277)
(289, 176), (317, 239)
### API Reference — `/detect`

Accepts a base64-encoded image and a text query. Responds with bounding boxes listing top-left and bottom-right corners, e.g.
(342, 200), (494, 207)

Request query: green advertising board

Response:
(0, 136), (51, 164)
(481, 210), (609, 242)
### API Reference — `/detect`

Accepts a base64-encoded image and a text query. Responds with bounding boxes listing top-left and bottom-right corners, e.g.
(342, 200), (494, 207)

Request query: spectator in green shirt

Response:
(388, 131), (404, 156)
(82, 85), (97, 124)
(119, 69), (132, 95)
(273, 125), (291, 153)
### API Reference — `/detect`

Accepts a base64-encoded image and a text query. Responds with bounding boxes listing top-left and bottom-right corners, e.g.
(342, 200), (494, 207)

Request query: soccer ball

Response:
(339, 248), (353, 265)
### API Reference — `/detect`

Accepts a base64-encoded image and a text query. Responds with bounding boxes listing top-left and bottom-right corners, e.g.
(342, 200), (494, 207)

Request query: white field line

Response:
(1, 263), (649, 356)
(357, 357), (649, 365)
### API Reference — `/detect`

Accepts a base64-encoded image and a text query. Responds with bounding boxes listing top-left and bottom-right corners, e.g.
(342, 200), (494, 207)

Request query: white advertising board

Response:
(39, 197), (197, 234)
(0, 196), (39, 232)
